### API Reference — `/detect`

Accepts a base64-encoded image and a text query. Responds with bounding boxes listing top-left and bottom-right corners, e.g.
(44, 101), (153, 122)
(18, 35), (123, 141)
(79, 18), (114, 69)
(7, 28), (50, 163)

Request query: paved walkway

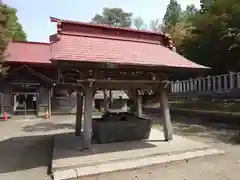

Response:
(0, 115), (76, 180)
(0, 113), (240, 180)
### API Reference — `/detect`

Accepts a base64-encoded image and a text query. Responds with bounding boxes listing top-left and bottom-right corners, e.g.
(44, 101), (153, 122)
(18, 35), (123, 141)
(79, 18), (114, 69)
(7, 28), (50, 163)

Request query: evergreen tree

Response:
(91, 8), (132, 27)
(162, 0), (181, 32)
(0, 2), (26, 73)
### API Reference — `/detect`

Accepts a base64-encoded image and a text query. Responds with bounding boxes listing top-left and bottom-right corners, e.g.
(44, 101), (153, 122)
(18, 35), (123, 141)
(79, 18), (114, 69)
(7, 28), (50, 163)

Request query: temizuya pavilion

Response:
(50, 17), (206, 148)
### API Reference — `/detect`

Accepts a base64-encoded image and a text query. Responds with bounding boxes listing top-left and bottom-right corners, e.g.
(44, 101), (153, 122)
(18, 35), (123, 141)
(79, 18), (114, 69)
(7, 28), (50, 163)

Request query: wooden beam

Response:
(59, 67), (166, 81)
(58, 79), (164, 90)
(60, 79), (163, 84)
(94, 83), (159, 90)
(10, 82), (40, 86)
(94, 79), (163, 84)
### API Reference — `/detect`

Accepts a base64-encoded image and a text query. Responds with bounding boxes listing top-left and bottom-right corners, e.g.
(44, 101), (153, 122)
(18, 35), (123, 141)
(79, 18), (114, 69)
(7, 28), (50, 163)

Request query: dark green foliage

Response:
(162, 1), (197, 47)
(133, 16), (144, 30)
(180, 0), (240, 73)
(0, 2), (26, 72)
(180, 4), (198, 21)
(91, 8), (132, 27)
(162, 0), (181, 32)
(200, 0), (215, 11)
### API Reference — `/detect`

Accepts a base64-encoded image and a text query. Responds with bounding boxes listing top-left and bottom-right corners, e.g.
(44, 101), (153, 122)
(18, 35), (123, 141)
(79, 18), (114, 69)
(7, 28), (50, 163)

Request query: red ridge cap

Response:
(12, 41), (50, 45)
(50, 16), (165, 37)
(50, 16), (60, 23)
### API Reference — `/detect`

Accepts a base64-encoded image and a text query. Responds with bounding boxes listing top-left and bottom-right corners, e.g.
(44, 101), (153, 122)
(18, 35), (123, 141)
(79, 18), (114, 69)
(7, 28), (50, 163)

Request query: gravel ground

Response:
(0, 114), (240, 180)
(79, 113), (240, 180)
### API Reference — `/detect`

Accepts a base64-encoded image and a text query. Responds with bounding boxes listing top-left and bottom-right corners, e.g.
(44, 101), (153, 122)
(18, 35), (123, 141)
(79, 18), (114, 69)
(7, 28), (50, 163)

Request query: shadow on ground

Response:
(22, 122), (75, 132)
(53, 133), (157, 161)
(144, 108), (240, 145)
(0, 135), (52, 174)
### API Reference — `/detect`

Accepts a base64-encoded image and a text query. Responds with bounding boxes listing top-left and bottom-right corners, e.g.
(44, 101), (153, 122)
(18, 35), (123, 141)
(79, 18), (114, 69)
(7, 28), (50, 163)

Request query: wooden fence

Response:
(171, 72), (240, 94)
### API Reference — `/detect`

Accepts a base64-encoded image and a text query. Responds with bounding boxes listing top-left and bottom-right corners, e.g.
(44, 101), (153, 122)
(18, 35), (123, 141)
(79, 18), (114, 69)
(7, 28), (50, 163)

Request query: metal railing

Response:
(171, 72), (240, 93)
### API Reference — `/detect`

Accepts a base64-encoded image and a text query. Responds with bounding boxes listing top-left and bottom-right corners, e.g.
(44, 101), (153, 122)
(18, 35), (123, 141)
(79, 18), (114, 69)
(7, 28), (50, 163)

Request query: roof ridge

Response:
(12, 41), (50, 45)
(50, 17), (177, 51)
(50, 16), (166, 37)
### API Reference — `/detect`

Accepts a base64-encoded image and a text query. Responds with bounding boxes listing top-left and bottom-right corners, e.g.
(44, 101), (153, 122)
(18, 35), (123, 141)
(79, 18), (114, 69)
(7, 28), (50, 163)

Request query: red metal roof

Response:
(50, 17), (207, 69)
(51, 34), (206, 68)
(6, 41), (51, 64)
(5, 18), (206, 69)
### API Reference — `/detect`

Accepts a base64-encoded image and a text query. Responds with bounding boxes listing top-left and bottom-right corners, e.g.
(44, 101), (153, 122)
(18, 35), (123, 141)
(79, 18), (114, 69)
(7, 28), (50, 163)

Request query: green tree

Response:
(179, 4), (198, 22)
(91, 8), (132, 27)
(167, 21), (189, 47)
(149, 19), (162, 32)
(162, 1), (196, 48)
(200, 0), (215, 11)
(180, 0), (240, 73)
(162, 0), (181, 32)
(0, 2), (26, 73)
(133, 17), (144, 30)
(222, 28), (240, 51)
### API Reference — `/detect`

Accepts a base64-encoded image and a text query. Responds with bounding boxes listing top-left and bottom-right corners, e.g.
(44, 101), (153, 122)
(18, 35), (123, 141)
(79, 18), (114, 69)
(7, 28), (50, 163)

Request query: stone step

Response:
(53, 148), (224, 180)
(52, 146), (209, 172)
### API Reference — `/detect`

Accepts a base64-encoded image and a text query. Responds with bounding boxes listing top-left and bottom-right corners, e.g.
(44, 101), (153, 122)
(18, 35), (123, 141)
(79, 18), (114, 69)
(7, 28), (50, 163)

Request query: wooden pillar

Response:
(136, 89), (142, 116)
(109, 90), (113, 109)
(131, 90), (136, 112)
(229, 72), (234, 89)
(194, 80), (197, 91)
(237, 73), (240, 88)
(48, 87), (52, 116)
(183, 81), (186, 92)
(36, 88), (40, 117)
(0, 93), (3, 115)
(186, 81), (190, 92)
(160, 90), (173, 141)
(171, 82), (174, 92)
(212, 76), (216, 91)
(202, 78), (206, 91)
(223, 75), (228, 90)
(103, 90), (109, 111)
(190, 79), (193, 92)
(75, 91), (83, 136)
(176, 82), (179, 92)
(57, 67), (61, 83)
(217, 76), (222, 91)
(207, 76), (211, 91)
(83, 86), (93, 149)
(198, 79), (202, 91)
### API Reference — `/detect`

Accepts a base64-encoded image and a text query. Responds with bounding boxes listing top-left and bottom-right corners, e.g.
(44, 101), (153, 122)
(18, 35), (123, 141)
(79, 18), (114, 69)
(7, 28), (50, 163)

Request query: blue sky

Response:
(5, 0), (200, 42)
